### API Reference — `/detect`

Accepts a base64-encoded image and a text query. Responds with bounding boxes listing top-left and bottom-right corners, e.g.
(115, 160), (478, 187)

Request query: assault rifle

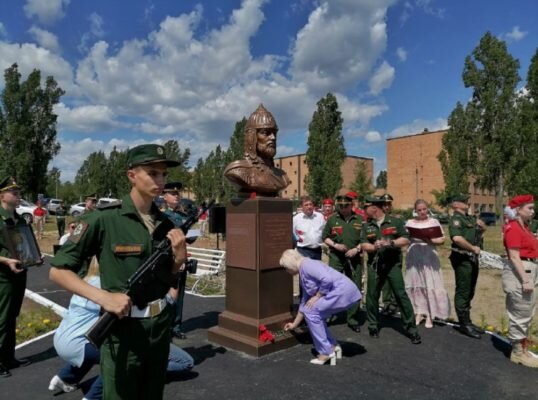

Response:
(85, 200), (214, 348)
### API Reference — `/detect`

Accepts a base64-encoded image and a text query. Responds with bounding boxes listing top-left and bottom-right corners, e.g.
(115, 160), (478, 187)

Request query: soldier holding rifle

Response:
(448, 194), (486, 339)
(50, 144), (187, 400)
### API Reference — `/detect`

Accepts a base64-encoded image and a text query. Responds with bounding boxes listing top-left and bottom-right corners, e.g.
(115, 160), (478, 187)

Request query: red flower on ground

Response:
(258, 324), (275, 343)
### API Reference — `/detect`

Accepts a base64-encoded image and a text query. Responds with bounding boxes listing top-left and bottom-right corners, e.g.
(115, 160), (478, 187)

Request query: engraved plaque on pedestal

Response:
(208, 197), (304, 357)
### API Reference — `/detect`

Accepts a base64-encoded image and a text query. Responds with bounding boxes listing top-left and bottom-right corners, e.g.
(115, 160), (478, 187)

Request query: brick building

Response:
(386, 129), (503, 212)
(274, 154), (374, 200)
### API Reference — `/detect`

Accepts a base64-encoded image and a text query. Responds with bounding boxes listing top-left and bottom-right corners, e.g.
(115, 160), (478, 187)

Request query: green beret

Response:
(448, 194), (470, 204)
(0, 176), (21, 192)
(127, 144), (180, 168)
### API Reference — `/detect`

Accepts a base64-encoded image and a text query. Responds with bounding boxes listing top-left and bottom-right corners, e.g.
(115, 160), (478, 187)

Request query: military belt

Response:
(129, 298), (167, 318)
(450, 247), (475, 257)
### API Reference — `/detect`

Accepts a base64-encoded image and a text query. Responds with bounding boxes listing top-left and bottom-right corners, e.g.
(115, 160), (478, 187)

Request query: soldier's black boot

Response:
(459, 324), (481, 339)
(0, 363), (11, 378)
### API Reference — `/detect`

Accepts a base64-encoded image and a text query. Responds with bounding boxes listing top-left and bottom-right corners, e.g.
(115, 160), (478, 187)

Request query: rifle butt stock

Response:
(85, 311), (118, 348)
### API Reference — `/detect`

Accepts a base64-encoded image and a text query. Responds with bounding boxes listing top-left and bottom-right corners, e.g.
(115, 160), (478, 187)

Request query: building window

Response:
(294, 171), (297, 175)
(474, 203), (479, 213)
(289, 161), (292, 166)
(284, 190), (287, 195)
(489, 204), (494, 211)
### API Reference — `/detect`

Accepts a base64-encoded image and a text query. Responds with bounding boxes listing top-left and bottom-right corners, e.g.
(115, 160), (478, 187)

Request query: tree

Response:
(350, 160), (373, 201)
(74, 151), (109, 197)
(163, 140), (191, 190)
(507, 49), (538, 197)
(305, 93), (346, 203)
(438, 102), (475, 197)
(0, 64), (64, 200)
(46, 168), (61, 198)
(105, 146), (130, 197)
(222, 118), (247, 203)
(460, 32), (520, 212)
(375, 170), (387, 189)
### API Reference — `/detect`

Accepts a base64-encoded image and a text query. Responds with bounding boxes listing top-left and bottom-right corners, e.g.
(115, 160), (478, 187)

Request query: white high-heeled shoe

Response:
(310, 352), (336, 366)
(334, 345), (342, 359)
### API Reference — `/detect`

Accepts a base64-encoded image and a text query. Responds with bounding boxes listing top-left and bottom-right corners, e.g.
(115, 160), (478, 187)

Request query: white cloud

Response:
(505, 26), (528, 42)
(290, 0), (396, 93)
(55, 103), (120, 132)
(365, 130), (382, 142)
(24, 0), (70, 25)
(387, 117), (447, 138)
(396, 47), (407, 62)
(78, 13), (105, 53)
(369, 61), (395, 95)
(0, 22), (7, 39)
(4, 0), (399, 167)
(52, 135), (220, 182)
(0, 41), (77, 94)
(28, 26), (61, 53)
(400, 0), (445, 26)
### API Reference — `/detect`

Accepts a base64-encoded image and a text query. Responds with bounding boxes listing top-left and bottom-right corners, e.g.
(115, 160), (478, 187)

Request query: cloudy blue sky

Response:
(0, 0), (536, 182)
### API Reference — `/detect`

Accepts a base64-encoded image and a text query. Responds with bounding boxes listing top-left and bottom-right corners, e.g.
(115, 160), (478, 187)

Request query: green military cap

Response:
(448, 193), (470, 203)
(363, 195), (385, 208)
(85, 193), (97, 201)
(0, 176), (21, 192)
(335, 195), (353, 206)
(163, 181), (183, 194)
(127, 144), (180, 168)
(381, 193), (394, 203)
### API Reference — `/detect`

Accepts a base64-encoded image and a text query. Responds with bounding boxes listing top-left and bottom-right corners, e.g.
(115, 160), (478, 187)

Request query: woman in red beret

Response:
(502, 194), (538, 368)
(321, 199), (334, 221)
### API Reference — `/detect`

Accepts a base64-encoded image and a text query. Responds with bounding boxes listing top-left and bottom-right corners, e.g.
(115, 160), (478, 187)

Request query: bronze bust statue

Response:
(224, 104), (291, 196)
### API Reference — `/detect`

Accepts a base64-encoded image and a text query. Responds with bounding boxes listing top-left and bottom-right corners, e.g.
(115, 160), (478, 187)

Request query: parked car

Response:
(15, 199), (38, 224)
(46, 198), (63, 214)
(69, 202), (86, 217)
(479, 211), (497, 226)
(97, 197), (120, 207)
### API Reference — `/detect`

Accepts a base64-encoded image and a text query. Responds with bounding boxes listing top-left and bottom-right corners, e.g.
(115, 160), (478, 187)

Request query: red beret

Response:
(345, 191), (358, 199)
(322, 198), (334, 205)
(508, 194), (534, 208)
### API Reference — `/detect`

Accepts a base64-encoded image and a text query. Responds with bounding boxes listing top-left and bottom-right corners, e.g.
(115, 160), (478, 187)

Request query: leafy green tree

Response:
(461, 32), (520, 211)
(222, 118), (247, 203)
(376, 170), (387, 189)
(508, 49), (538, 197)
(0, 64), (64, 200)
(74, 151), (109, 197)
(431, 188), (450, 209)
(106, 146), (130, 197)
(163, 140), (191, 190)
(46, 167), (61, 198)
(350, 160), (373, 201)
(305, 93), (346, 204)
(438, 102), (474, 197)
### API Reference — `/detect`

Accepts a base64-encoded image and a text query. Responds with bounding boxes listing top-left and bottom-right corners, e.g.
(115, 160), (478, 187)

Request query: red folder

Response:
(406, 226), (443, 240)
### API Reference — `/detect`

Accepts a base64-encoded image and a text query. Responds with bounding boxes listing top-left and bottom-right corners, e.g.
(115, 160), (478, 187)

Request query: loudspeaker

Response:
(209, 205), (226, 234)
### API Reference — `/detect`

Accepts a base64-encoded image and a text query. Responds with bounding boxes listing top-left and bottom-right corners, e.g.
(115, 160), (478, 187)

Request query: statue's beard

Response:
(258, 145), (276, 159)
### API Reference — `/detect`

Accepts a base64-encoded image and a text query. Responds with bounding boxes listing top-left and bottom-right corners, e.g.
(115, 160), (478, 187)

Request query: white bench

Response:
(186, 246), (226, 293)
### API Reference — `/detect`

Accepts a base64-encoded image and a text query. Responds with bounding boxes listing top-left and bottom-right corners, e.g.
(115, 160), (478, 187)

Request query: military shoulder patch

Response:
(69, 221), (89, 243)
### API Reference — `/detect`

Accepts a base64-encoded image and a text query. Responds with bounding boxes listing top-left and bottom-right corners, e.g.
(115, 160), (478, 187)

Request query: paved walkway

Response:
(1, 260), (537, 400)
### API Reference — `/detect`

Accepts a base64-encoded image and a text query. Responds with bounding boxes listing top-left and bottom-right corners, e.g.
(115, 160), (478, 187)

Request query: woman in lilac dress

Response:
(280, 249), (361, 365)
(405, 199), (450, 328)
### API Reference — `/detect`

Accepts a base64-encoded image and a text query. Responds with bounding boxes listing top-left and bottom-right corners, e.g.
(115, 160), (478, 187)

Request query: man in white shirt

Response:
(293, 196), (326, 260)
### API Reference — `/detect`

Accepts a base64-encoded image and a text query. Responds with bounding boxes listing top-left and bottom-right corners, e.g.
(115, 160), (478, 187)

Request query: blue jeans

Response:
(57, 343), (102, 400)
(167, 343), (194, 377)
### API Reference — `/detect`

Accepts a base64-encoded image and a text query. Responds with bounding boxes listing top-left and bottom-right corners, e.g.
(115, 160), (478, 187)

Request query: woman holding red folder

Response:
(404, 199), (450, 328)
